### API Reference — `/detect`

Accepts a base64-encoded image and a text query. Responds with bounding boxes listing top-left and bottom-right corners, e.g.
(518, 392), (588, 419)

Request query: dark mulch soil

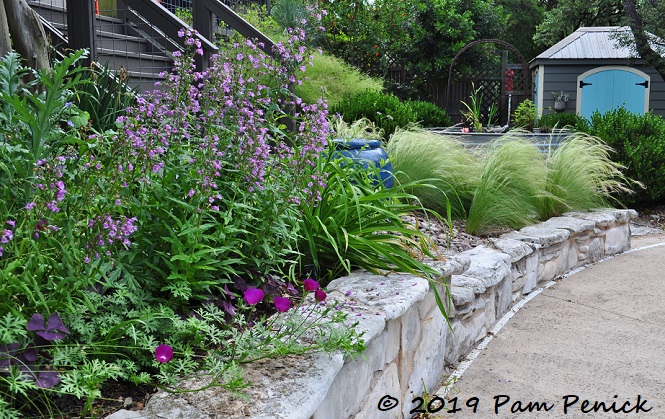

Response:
(17, 382), (156, 418)
(632, 204), (665, 230)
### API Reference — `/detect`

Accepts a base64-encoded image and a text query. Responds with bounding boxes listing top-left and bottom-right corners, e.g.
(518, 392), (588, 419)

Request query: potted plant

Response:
(551, 91), (569, 111)
(330, 117), (394, 188)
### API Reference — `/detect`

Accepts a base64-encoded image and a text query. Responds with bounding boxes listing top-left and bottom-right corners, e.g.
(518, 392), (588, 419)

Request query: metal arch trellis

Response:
(445, 39), (531, 111)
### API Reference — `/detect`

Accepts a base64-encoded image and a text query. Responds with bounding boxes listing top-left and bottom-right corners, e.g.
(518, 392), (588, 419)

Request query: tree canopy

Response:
(533, 0), (624, 48)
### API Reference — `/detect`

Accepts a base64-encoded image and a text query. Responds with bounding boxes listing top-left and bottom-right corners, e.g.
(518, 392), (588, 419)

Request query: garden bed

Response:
(112, 209), (635, 419)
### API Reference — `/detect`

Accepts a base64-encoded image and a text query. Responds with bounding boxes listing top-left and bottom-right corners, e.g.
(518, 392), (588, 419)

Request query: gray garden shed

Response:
(529, 26), (665, 120)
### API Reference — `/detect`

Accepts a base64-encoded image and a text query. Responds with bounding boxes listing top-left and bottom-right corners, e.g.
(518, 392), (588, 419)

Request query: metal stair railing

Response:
(191, 0), (276, 66)
(119, 0), (217, 62)
(33, 0), (276, 79)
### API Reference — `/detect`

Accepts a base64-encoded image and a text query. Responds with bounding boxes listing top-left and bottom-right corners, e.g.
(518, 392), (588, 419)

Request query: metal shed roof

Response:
(535, 27), (638, 60)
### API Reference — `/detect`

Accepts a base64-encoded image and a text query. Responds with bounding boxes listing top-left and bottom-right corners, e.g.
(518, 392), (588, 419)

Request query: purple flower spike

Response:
(303, 278), (319, 292)
(155, 344), (173, 363)
(314, 289), (327, 302)
(243, 288), (264, 305)
(273, 297), (291, 313)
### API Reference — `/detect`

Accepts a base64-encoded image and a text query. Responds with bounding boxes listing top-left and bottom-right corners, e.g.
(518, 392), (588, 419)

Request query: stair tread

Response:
(96, 48), (172, 61)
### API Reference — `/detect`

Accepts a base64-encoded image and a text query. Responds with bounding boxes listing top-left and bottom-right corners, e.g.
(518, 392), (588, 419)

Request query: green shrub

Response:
(511, 99), (536, 130)
(467, 136), (547, 234)
(388, 128), (481, 219)
(296, 53), (383, 107)
(537, 112), (586, 132)
(407, 100), (452, 128)
(581, 107), (665, 205)
(330, 90), (415, 140)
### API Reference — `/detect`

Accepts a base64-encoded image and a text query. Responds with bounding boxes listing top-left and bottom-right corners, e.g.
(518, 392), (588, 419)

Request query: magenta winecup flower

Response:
(315, 289), (327, 302)
(303, 278), (319, 292)
(155, 344), (174, 363)
(244, 288), (265, 305)
(273, 296), (291, 312)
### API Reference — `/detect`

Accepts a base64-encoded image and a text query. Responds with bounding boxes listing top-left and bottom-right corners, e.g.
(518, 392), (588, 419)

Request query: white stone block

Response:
(451, 286), (475, 306)
(385, 319), (401, 364)
(605, 225), (630, 255)
(445, 310), (486, 365)
(354, 363), (402, 419)
(452, 275), (487, 294)
(495, 277), (513, 318)
(522, 254), (538, 294)
(457, 246), (512, 288)
(403, 304), (449, 417)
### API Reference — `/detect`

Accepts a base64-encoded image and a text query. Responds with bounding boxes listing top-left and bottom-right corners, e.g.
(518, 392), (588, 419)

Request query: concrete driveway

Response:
(436, 234), (665, 418)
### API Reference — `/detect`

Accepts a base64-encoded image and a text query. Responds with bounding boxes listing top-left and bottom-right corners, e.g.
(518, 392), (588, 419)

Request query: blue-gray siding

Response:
(533, 60), (665, 118)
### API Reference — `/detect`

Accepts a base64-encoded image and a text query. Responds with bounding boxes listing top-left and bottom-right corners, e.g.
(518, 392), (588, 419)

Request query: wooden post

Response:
(192, 0), (212, 71)
(66, 0), (94, 65)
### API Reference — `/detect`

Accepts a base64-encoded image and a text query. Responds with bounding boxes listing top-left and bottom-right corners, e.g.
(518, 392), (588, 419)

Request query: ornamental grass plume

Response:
(538, 132), (634, 219)
(466, 134), (548, 235)
(388, 127), (482, 219)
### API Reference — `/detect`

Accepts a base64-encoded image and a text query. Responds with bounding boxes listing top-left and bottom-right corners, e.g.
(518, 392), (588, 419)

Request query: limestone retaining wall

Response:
(127, 209), (635, 419)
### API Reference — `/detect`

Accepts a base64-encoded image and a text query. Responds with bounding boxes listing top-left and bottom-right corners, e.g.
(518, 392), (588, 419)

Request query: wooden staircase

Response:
(28, 0), (275, 92)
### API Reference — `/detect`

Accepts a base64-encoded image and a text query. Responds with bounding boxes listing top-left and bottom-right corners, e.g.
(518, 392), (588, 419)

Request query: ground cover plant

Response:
(388, 128), (633, 235)
(0, 24), (453, 417)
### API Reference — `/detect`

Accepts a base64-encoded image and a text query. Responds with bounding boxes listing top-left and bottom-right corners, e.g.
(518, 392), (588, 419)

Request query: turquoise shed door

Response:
(578, 68), (649, 119)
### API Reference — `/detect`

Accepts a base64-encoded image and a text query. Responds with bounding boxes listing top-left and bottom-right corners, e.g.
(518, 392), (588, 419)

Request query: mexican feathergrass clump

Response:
(388, 129), (634, 235)
(387, 128), (482, 219)
(467, 135), (548, 234)
(539, 133), (634, 220)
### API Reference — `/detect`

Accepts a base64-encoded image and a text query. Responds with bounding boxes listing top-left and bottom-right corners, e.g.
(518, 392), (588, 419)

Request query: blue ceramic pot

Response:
(332, 138), (394, 188)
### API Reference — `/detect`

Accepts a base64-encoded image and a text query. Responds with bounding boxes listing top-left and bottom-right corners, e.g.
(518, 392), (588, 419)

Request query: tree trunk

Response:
(624, 0), (665, 81)
(0, 1), (10, 58)
(1, 0), (50, 71)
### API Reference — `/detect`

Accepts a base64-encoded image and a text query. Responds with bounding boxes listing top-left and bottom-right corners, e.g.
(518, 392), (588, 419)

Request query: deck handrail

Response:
(121, 0), (218, 59)
(36, 0), (276, 73)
